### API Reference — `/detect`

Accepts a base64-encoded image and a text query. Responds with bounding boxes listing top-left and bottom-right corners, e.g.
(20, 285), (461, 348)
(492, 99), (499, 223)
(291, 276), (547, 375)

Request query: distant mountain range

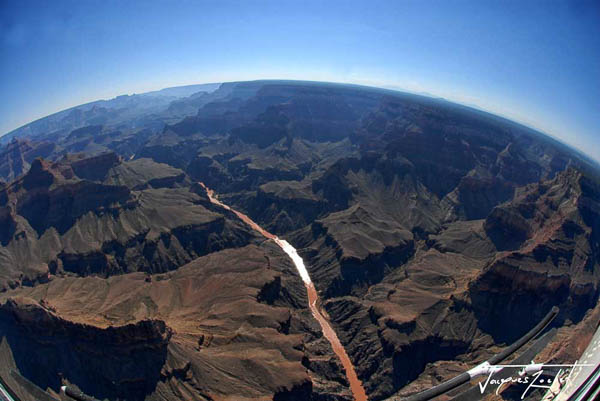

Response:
(0, 80), (599, 401)
(0, 82), (221, 145)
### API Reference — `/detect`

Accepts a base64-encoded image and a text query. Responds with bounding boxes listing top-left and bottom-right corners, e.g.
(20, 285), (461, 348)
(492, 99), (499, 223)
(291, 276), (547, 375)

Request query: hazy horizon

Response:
(2, 77), (596, 164)
(1, 0), (599, 160)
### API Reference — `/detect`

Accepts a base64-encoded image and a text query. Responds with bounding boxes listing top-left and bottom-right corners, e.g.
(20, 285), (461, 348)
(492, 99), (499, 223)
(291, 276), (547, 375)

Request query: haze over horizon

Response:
(1, 0), (599, 160)
(1, 3), (600, 399)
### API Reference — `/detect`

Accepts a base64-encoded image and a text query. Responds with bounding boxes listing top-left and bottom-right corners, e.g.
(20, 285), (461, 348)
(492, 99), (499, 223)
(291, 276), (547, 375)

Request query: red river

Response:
(200, 183), (368, 401)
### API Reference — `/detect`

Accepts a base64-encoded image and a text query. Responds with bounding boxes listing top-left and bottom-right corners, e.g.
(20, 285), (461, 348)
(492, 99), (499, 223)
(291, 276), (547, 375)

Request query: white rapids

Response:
(273, 238), (312, 284)
(200, 182), (368, 401)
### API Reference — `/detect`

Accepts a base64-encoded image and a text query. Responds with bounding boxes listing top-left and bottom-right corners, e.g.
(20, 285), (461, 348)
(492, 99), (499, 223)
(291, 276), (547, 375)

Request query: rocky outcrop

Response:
(104, 157), (188, 190)
(472, 168), (600, 342)
(443, 175), (515, 220)
(225, 183), (327, 235)
(0, 297), (171, 400)
(0, 244), (352, 401)
(0, 140), (29, 182)
(297, 168), (600, 400)
(0, 156), (255, 291)
(310, 204), (415, 298)
(0, 139), (56, 182)
(0, 209), (16, 247)
(2, 81), (600, 401)
(484, 206), (532, 250)
(3, 158), (134, 236)
(70, 151), (121, 181)
(66, 125), (104, 142)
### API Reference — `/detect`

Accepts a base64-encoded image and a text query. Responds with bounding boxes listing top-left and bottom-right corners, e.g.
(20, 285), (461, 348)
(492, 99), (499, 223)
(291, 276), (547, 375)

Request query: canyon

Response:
(0, 80), (598, 401)
(202, 182), (367, 401)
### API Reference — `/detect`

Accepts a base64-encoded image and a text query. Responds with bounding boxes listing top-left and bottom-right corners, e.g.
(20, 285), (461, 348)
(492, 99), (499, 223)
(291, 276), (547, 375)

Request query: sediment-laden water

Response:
(201, 183), (368, 401)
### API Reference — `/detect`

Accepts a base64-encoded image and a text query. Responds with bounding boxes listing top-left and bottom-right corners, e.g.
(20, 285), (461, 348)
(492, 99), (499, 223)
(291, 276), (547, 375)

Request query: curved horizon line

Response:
(2, 78), (598, 165)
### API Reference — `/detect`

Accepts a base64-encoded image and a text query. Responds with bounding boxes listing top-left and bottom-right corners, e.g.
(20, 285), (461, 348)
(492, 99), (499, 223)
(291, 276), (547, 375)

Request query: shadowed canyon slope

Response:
(0, 80), (599, 401)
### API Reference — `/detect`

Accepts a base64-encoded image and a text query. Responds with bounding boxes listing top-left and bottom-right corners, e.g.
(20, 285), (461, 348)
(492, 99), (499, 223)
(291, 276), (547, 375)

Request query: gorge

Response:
(202, 182), (368, 401)
(0, 80), (599, 401)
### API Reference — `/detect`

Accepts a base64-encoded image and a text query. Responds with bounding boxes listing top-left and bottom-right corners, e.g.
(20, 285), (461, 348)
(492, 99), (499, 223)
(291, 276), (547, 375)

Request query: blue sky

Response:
(1, 0), (599, 160)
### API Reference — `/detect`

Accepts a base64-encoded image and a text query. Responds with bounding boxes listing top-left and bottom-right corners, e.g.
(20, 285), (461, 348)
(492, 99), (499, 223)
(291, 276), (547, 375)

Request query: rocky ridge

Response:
(0, 81), (599, 400)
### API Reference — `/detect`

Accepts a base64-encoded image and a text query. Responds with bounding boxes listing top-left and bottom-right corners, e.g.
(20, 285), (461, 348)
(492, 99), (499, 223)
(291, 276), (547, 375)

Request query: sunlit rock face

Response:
(0, 80), (599, 401)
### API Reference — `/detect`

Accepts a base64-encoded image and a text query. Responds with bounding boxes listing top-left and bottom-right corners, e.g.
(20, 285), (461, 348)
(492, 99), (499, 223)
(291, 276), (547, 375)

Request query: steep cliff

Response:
(1, 81), (599, 400)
